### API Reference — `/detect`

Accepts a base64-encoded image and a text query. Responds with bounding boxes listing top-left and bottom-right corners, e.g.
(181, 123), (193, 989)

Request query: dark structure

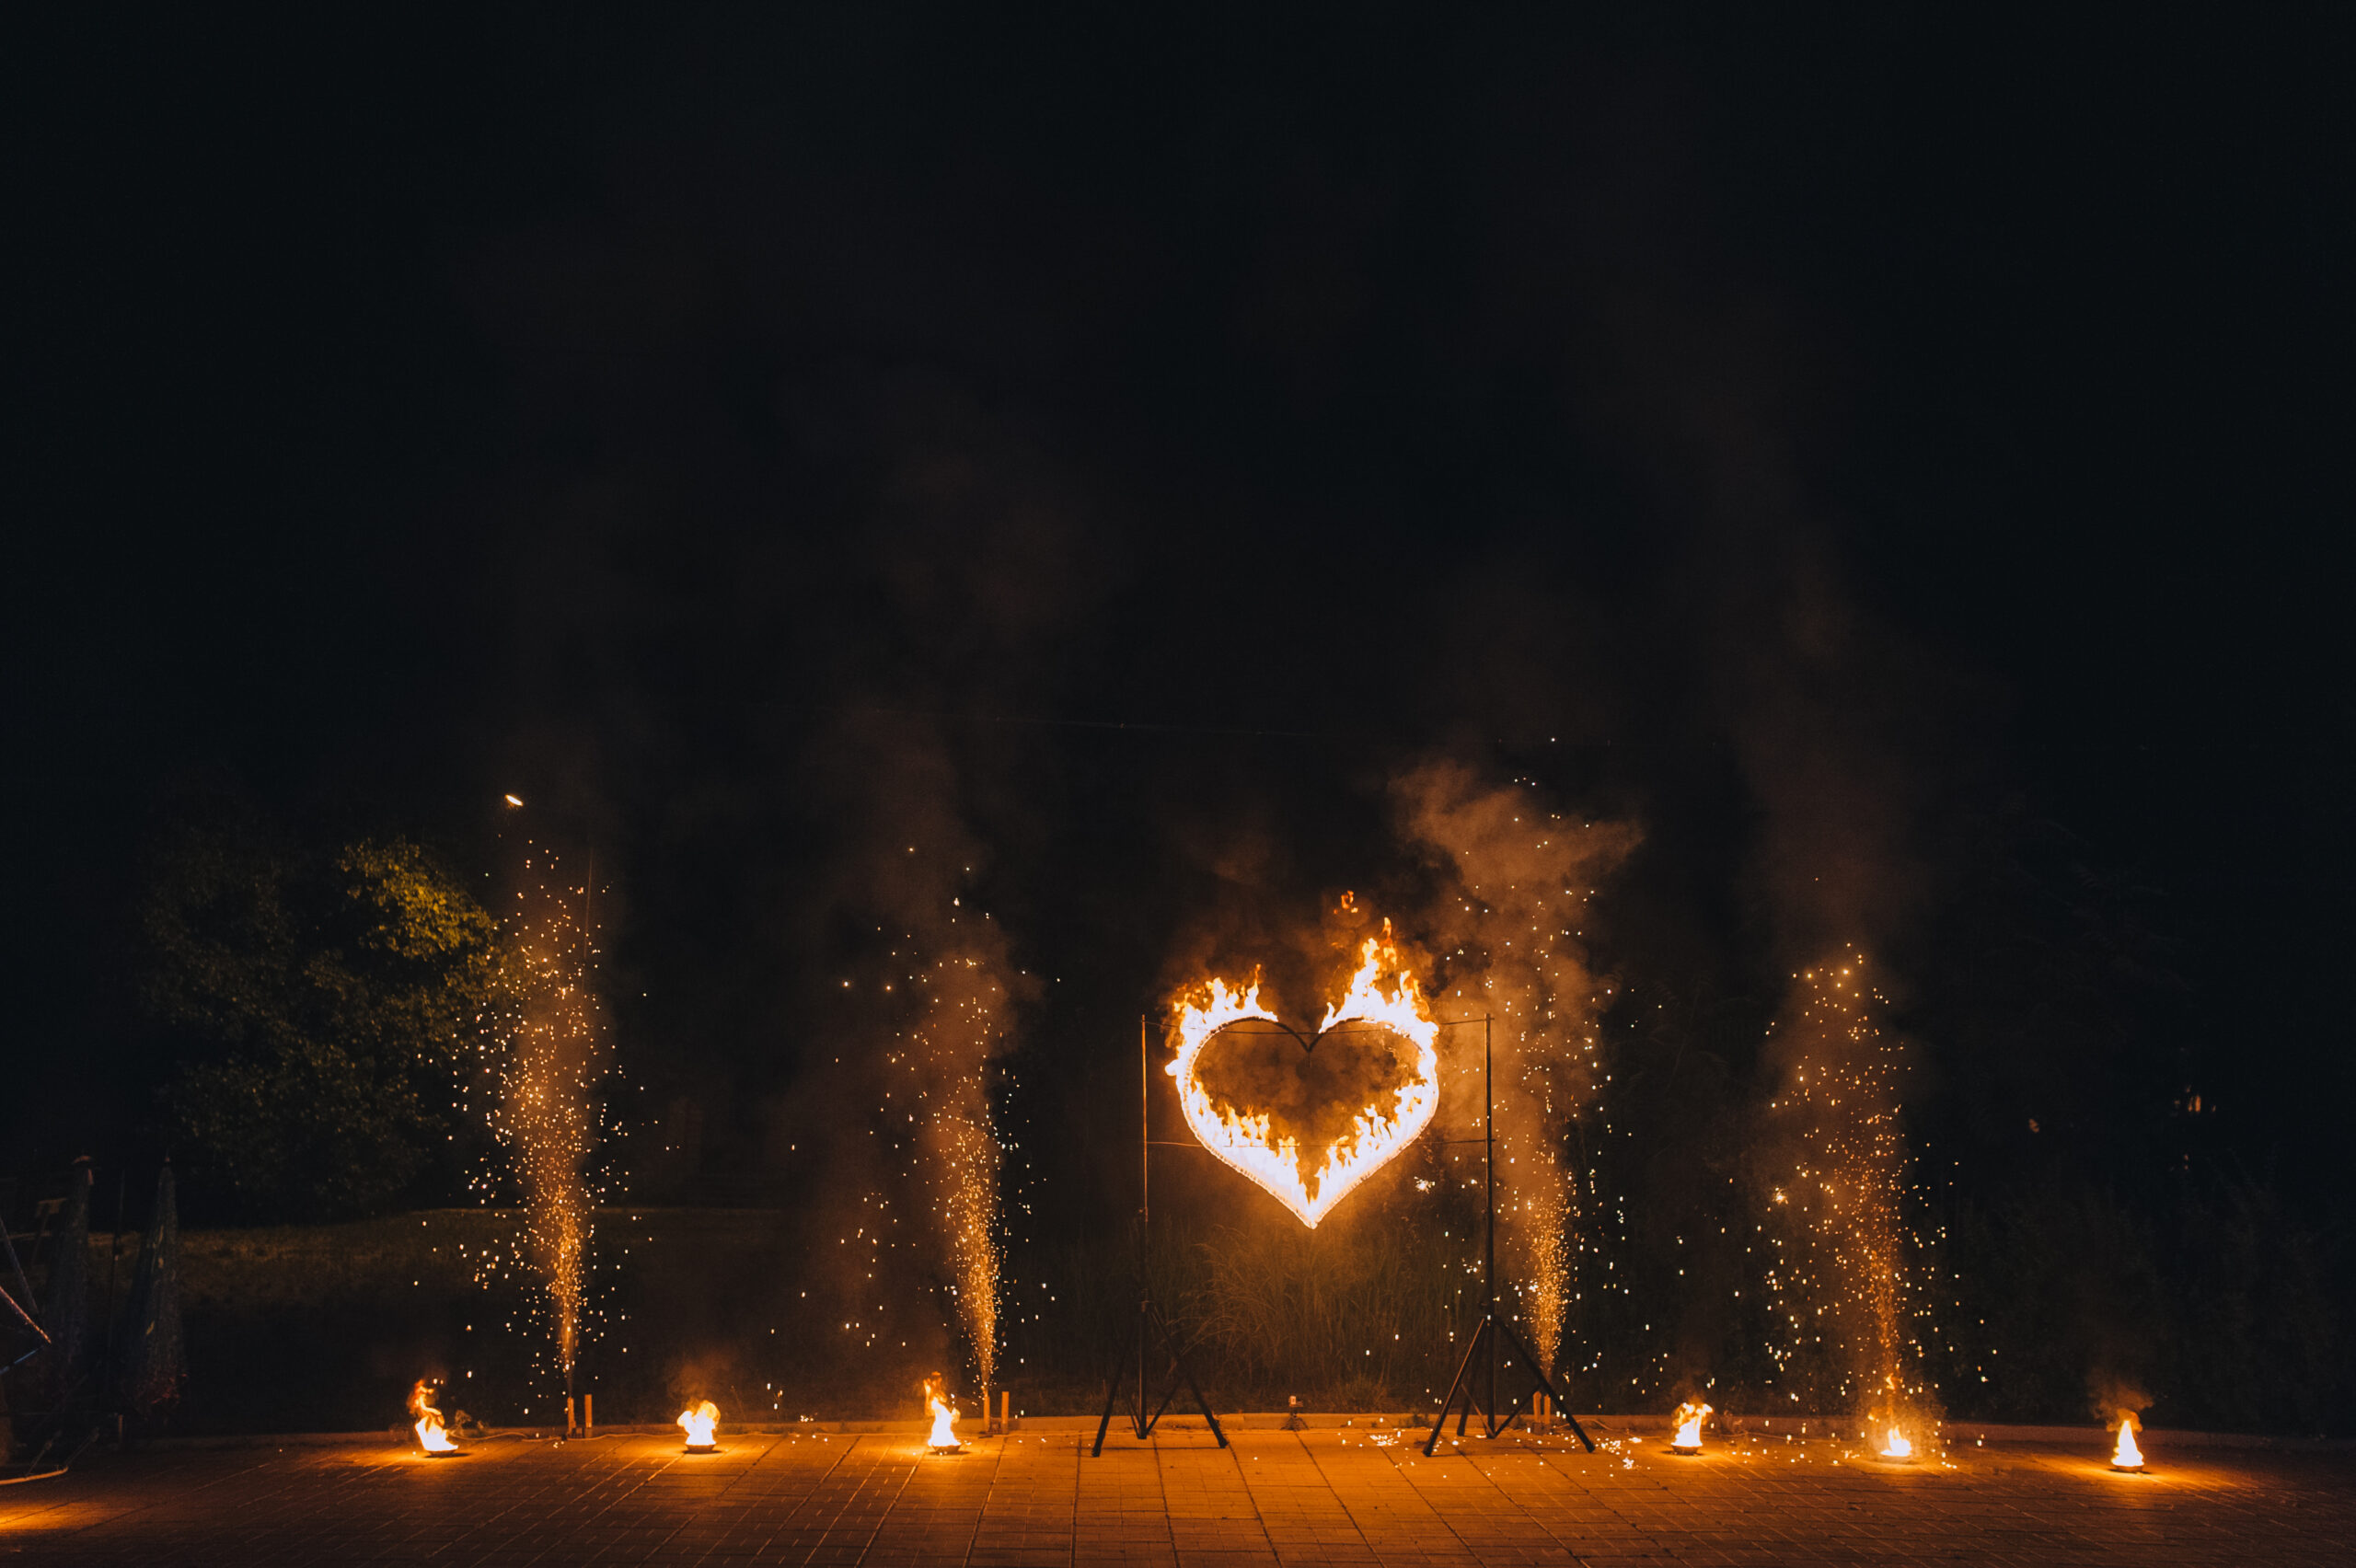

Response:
(1094, 1020), (1227, 1457)
(1424, 1019), (1594, 1457)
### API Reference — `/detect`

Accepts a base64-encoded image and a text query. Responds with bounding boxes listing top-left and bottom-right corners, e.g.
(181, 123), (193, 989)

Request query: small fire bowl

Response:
(1669, 1444), (1703, 1457)
(927, 1443), (966, 1456)
(419, 1448), (468, 1459)
(2109, 1460), (2146, 1474)
(684, 1443), (720, 1455)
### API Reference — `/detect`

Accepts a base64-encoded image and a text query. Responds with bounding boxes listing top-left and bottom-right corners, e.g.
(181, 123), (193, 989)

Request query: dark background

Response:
(6, 9), (2350, 1429)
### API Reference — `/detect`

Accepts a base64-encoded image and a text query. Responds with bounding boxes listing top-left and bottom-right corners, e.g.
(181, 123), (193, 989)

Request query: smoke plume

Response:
(1393, 759), (1637, 1375)
(803, 712), (1022, 1397)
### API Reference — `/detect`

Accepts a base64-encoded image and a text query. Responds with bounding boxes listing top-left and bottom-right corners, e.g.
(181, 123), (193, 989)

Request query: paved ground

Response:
(5, 1424), (2350, 1565)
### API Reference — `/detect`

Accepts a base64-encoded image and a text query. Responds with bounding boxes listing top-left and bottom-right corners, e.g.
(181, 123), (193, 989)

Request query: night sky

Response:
(9, 11), (2351, 1298)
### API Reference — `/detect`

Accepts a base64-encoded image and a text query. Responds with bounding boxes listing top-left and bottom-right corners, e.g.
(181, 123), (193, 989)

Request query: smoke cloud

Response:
(1393, 758), (1638, 1375)
(793, 708), (1026, 1398)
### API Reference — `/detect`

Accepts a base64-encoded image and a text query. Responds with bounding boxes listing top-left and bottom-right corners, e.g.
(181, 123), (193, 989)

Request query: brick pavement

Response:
(4, 1424), (2349, 1565)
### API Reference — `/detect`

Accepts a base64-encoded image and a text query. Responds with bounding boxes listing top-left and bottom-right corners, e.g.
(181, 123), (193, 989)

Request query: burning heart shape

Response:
(1166, 928), (1439, 1228)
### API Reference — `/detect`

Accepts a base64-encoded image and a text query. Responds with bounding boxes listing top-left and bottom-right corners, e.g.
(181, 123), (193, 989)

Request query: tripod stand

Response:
(1423, 1016), (1594, 1456)
(1093, 1019), (1227, 1456)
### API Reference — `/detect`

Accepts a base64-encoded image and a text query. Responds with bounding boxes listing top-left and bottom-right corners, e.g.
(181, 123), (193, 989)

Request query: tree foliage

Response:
(143, 827), (496, 1221)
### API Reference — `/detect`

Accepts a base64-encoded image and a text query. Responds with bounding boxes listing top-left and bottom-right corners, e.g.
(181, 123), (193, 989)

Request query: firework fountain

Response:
(907, 943), (1010, 1400)
(1758, 951), (1935, 1453)
(1394, 763), (1636, 1381)
(480, 839), (610, 1422)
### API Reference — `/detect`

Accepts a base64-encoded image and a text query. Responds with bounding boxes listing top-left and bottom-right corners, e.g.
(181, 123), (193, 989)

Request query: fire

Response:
(409, 1379), (456, 1453)
(1878, 1425), (1913, 1460)
(1670, 1400), (1711, 1452)
(924, 1374), (961, 1451)
(1166, 923), (1440, 1228)
(678, 1400), (719, 1450)
(2111, 1415), (2144, 1470)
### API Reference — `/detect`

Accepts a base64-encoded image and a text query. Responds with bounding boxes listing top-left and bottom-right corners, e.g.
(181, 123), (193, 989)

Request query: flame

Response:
(925, 1377), (961, 1449)
(2111, 1415), (2144, 1470)
(410, 1379), (456, 1453)
(1166, 923), (1440, 1228)
(1878, 1425), (1912, 1459)
(1671, 1400), (1711, 1450)
(678, 1400), (719, 1448)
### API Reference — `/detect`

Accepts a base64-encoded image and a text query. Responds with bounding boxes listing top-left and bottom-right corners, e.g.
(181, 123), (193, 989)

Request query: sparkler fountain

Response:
(1760, 952), (1936, 1460)
(1394, 767), (1634, 1399)
(908, 952), (1007, 1412)
(1419, 1009), (1595, 1457)
(481, 838), (609, 1431)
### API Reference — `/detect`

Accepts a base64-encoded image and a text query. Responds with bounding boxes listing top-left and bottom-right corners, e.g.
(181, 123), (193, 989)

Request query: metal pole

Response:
(1484, 1015), (1496, 1433)
(576, 845), (594, 1428)
(1140, 1017), (1149, 1236)
(1138, 1016), (1149, 1435)
(102, 1166), (124, 1398)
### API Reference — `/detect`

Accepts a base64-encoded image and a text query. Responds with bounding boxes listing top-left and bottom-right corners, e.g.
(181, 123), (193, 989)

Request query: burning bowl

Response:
(678, 1400), (722, 1454)
(410, 1380), (466, 1457)
(2109, 1418), (2146, 1472)
(1668, 1401), (1711, 1456)
(922, 1375), (964, 1453)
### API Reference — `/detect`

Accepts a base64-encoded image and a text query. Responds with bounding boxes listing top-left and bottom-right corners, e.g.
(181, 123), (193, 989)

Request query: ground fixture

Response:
(1669, 1400), (1711, 1456)
(409, 1378), (465, 1458)
(2109, 1416), (2146, 1472)
(678, 1400), (720, 1454)
(924, 1374), (965, 1454)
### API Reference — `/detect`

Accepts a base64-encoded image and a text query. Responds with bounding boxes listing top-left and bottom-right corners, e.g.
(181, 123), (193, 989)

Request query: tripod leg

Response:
(1093, 1309), (1144, 1457)
(1423, 1318), (1487, 1457)
(1143, 1359), (1182, 1434)
(1092, 1365), (1119, 1458)
(1459, 1322), (1488, 1441)
(1497, 1318), (1594, 1453)
(1134, 1302), (1151, 1438)
(1150, 1305), (1228, 1448)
